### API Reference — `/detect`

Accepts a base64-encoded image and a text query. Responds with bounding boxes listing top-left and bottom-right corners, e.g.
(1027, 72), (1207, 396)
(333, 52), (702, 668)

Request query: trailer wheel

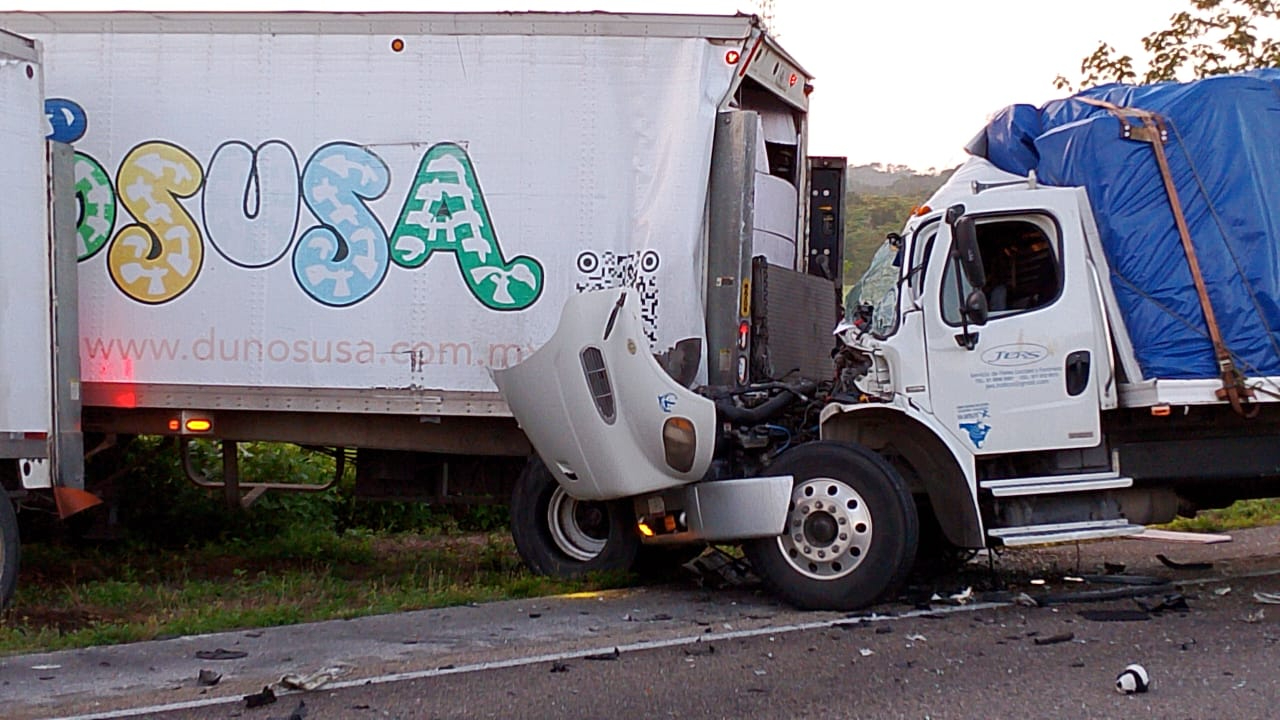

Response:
(744, 442), (918, 611)
(510, 457), (639, 577)
(0, 491), (19, 610)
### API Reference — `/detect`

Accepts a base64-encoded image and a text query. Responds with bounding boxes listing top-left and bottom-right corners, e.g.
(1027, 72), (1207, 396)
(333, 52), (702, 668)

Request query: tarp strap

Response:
(1079, 98), (1257, 418)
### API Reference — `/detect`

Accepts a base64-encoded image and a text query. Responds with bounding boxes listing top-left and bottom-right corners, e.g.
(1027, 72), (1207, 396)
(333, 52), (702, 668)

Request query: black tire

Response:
(0, 491), (20, 610)
(743, 442), (918, 611)
(510, 457), (640, 577)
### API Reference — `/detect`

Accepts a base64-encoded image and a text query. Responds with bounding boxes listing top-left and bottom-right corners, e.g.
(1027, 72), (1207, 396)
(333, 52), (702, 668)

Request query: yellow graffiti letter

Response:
(108, 142), (204, 303)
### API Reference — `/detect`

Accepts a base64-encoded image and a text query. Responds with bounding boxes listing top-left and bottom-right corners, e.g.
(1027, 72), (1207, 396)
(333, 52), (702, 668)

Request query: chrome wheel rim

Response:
(547, 486), (609, 562)
(776, 477), (873, 580)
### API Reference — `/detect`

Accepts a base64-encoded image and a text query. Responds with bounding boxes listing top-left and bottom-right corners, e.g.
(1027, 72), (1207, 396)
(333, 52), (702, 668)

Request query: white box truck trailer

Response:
(0, 12), (844, 607)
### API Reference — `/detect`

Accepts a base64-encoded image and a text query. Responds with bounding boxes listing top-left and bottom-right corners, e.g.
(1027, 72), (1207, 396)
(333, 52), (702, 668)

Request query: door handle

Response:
(1065, 350), (1091, 396)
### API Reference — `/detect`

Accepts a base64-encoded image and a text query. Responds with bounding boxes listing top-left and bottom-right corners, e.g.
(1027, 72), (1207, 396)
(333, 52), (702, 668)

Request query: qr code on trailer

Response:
(575, 250), (661, 345)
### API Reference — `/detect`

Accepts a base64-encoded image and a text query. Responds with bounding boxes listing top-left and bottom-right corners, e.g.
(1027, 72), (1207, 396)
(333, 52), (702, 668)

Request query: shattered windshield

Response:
(844, 239), (901, 338)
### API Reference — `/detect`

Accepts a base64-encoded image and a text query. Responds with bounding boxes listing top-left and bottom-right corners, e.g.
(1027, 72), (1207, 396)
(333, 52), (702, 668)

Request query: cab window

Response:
(941, 216), (1060, 325)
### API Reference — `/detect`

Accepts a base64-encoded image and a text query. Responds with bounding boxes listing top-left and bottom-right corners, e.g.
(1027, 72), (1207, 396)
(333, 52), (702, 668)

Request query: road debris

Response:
(1115, 664), (1150, 694)
(195, 648), (247, 661)
(684, 547), (757, 588)
(1032, 632), (1074, 646)
(1156, 554), (1213, 571)
(1134, 593), (1189, 614)
(1252, 591), (1280, 605)
(683, 641), (715, 657)
(906, 633), (927, 643)
(279, 664), (353, 691)
(858, 648), (874, 657)
(585, 647), (621, 661)
(197, 669), (222, 687)
(1215, 587), (1233, 596)
(550, 661), (570, 673)
(1013, 592), (1039, 608)
(243, 686), (277, 709)
(1241, 609), (1266, 624)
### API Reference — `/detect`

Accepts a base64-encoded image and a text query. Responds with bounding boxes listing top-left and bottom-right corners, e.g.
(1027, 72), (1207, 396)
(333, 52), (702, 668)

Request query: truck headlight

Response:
(662, 416), (698, 473)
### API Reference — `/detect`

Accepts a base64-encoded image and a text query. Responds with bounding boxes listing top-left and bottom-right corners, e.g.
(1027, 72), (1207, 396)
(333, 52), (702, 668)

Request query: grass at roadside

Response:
(0, 528), (627, 656)
(1161, 497), (1280, 533)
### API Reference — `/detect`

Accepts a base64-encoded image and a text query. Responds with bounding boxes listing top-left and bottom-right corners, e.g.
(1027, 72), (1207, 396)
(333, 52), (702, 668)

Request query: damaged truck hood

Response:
(491, 290), (716, 501)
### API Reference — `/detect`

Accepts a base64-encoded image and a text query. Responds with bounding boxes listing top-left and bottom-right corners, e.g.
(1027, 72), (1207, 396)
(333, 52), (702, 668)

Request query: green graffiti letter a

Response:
(390, 143), (543, 310)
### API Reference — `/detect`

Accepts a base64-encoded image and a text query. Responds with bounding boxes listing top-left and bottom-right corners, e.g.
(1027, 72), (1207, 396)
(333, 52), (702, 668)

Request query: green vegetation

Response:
(842, 163), (954, 286)
(1162, 498), (1280, 533)
(1057, 0), (1280, 91)
(1, 528), (625, 655)
(0, 438), (634, 656)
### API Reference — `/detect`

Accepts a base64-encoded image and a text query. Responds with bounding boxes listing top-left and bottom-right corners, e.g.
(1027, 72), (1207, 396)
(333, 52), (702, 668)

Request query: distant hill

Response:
(847, 162), (957, 197)
(843, 163), (957, 285)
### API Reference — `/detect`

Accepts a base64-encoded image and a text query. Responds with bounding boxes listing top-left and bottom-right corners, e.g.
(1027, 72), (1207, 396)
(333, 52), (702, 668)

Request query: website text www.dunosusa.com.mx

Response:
(82, 330), (536, 369)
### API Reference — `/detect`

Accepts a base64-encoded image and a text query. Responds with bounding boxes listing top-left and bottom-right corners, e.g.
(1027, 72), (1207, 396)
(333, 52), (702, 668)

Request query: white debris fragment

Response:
(1252, 591), (1280, 605)
(1013, 592), (1039, 608)
(1214, 587), (1232, 596)
(950, 587), (973, 605)
(279, 664), (353, 691)
(1115, 664), (1150, 694)
(906, 634), (927, 642)
(859, 648), (874, 657)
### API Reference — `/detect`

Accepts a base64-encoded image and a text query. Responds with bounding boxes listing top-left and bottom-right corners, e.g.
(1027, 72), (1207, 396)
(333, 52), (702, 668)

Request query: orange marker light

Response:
(185, 418), (213, 433)
(725, 49), (740, 65)
(1151, 404), (1172, 417)
(168, 419), (180, 431)
(391, 38), (405, 52)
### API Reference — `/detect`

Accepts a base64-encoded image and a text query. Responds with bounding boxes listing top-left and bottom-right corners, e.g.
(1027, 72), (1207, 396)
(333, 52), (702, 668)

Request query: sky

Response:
(0, 0), (1192, 170)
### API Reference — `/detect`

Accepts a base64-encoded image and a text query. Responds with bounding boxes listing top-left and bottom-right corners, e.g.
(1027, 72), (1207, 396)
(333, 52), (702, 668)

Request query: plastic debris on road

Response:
(1115, 664), (1150, 694)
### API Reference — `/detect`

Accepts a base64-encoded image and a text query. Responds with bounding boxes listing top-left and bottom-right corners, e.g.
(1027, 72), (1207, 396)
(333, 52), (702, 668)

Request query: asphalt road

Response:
(6, 526), (1280, 720)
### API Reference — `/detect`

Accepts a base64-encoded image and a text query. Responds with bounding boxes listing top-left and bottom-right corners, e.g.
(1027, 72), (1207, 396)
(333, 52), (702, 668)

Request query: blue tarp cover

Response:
(968, 69), (1280, 380)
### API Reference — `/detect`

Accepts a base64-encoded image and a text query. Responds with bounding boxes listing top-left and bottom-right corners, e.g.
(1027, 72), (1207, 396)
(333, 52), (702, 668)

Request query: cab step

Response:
(980, 472), (1133, 498)
(987, 518), (1144, 547)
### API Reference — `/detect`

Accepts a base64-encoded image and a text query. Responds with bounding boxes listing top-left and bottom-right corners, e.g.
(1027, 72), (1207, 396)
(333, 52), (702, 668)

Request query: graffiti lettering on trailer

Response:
(46, 99), (544, 310)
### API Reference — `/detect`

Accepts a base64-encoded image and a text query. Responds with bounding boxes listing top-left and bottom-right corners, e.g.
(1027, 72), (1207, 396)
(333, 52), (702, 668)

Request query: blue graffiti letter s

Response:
(45, 98), (87, 143)
(293, 143), (391, 306)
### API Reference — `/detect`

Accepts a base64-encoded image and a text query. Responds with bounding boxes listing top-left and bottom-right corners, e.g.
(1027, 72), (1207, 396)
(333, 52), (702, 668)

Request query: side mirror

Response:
(964, 288), (989, 327)
(951, 215), (986, 289)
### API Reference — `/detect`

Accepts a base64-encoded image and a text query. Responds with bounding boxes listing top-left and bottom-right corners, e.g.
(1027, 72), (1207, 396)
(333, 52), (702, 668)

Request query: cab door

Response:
(922, 186), (1104, 455)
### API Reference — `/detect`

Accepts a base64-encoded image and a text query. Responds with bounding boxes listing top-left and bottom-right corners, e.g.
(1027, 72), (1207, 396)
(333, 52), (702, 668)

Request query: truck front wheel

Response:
(744, 442), (918, 611)
(510, 457), (640, 577)
(0, 491), (19, 609)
